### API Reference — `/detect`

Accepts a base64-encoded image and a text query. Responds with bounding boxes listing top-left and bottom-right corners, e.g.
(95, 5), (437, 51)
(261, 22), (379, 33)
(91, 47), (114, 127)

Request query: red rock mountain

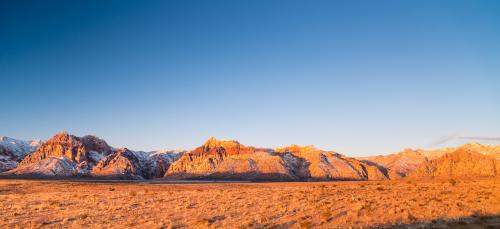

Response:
(92, 148), (145, 179)
(275, 145), (388, 181)
(408, 146), (500, 178)
(360, 143), (500, 178)
(6, 132), (182, 179)
(4, 132), (499, 181)
(9, 132), (113, 176)
(165, 137), (294, 180)
(165, 138), (389, 181)
(19, 131), (113, 166)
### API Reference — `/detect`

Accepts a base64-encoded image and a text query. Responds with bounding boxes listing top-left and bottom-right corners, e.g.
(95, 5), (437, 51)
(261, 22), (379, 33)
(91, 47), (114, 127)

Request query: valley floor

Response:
(0, 179), (499, 228)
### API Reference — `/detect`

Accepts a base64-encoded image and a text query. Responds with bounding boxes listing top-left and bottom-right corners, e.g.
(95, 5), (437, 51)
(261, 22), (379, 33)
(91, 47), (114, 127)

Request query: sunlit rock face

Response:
(165, 139), (389, 181)
(6, 157), (79, 177)
(408, 145), (500, 179)
(5, 132), (498, 181)
(165, 137), (296, 180)
(275, 145), (389, 181)
(360, 143), (500, 178)
(10, 131), (113, 176)
(91, 148), (146, 179)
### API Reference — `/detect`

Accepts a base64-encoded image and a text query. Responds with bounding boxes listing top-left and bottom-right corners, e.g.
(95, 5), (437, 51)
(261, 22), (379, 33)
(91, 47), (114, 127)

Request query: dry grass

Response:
(0, 178), (499, 228)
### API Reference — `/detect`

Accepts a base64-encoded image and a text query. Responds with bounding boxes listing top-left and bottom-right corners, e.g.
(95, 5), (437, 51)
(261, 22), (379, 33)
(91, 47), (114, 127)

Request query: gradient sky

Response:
(1, 0), (499, 156)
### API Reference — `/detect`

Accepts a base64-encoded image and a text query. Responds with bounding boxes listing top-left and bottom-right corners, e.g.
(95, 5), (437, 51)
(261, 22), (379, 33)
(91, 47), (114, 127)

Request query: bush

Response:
(300, 221), (312, 228)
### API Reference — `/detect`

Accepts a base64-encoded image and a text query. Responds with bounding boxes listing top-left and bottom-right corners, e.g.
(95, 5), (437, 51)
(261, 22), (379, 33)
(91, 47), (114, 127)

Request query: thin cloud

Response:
(459, 136), (500, 141)
(427, 133), (460, 147)
(428, 135), (500, 147)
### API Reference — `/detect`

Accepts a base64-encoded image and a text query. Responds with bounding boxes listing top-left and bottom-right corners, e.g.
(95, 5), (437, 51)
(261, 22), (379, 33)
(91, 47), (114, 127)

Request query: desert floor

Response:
(0, 179), (499, 228)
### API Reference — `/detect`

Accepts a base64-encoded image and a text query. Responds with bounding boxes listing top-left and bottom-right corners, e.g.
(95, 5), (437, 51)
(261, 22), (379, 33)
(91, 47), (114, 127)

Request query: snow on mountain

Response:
(0, 136), (42, 158)
(131, 149), (185, 178)
(0, 136), (42, 172)
(8, 157), (79, 177)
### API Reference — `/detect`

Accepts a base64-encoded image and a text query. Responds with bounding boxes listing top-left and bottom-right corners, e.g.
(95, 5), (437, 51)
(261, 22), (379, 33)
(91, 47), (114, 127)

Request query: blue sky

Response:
(1, 0), (499, 156)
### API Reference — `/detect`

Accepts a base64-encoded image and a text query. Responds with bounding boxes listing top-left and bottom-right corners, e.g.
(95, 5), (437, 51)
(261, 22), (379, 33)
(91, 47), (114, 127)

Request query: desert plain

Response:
(1, 178), (499, 229)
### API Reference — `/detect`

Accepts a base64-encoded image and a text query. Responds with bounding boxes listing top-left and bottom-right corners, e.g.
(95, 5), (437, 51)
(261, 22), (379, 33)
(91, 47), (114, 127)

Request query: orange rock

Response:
(408, 145), (500, 178)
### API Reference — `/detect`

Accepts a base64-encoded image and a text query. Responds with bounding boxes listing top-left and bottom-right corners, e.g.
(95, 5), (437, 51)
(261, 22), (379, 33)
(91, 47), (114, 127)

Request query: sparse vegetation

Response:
(299, 221), (312, 228)
(321, 209), (332, 220)
(0, 179), (498, 228)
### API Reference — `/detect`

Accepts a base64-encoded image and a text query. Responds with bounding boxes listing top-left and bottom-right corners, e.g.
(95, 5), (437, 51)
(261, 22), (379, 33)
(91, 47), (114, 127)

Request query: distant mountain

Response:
(2, 132), (499, 181)
(165, 137), (295, 180)
(91, 148), (185, 179)
(274, 145), (388, 181)
(0, 136), (42, 172)
(407, 145), (500, 178)
(6, 131), (113, 177)
(359, 143), (500, 178)
(164, 138), (388, 181)
(4, 132), (184, 179)
(358, 148), (453, 178)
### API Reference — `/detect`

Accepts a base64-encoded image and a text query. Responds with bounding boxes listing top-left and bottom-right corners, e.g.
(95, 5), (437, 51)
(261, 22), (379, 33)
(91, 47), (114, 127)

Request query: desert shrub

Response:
(109, 188), (115, 191)
(195, 219), (211, 227)
(376, 186), (384, 191)
(449, 179), (457, 186)
(299, 221), (312, 228)
(321, 210), (332, 220)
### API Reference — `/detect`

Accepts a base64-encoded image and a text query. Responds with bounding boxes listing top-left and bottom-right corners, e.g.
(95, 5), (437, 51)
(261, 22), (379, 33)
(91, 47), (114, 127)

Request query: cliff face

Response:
(359, 149), (438, 178)
(19, 131), (112, 166)
(165, 139), (388, 181)
(408, 146), (500, 179)
(7, 157), (79, 177)
(91, 148), (145, 179)
(165, 138), (294, 180)
(9, 132), (113, 176)
(275, 145), (388, 181)
(4, 132), (499, 181)
(361, 144), (500, 178)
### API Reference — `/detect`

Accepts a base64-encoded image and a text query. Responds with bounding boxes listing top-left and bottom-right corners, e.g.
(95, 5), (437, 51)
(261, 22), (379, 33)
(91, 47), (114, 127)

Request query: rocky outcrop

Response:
(275, 145), (388, 181)
(408, 146), (500, 179)
(361, 144), (500, 178)
(4, 132), (499, 181)
(91, 148), (146, 179)
(165, 139), (388, 181)
(6, 157), (79, 177)
(141, 150), (184, 178)
(9, 132), (113, 176)
(165, 138), (295, 180)
(0, 137), (42, 172)
(19, 131), (112, 166)
(358, 149), (438, 178)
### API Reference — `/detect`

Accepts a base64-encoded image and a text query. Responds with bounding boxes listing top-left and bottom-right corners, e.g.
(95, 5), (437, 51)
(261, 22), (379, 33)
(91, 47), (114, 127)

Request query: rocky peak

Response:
(408, 147), (500, 178)
(91, 148), (145, 179)
(275, 145), (318, 154)
(203, 137), (241, 151)
(188, 137), (255, 157)
(19, 132), (112, 166)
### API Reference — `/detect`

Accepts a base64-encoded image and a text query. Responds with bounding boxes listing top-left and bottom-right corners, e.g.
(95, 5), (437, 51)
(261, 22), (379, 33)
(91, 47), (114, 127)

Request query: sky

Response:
(1, 0), (499, 156)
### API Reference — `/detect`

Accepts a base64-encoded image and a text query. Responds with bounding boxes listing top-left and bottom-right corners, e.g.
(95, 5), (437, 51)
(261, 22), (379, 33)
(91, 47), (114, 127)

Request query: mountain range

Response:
(1, 131), (499, 180)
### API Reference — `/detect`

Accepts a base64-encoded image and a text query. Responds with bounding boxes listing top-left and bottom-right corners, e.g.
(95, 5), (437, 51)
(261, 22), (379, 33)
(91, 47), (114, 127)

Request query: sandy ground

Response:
(0, 179), (499, 228)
